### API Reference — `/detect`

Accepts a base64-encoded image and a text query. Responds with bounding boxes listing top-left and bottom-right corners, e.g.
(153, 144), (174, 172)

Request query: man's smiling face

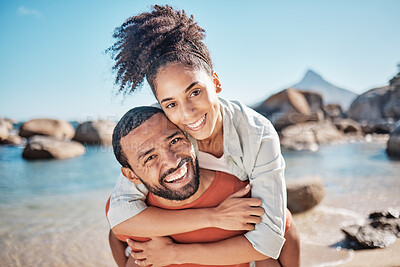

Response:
(120, 113), (199, 201)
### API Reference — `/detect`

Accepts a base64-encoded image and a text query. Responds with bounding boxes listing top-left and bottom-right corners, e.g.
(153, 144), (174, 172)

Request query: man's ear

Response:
(121, 167), (142, 185)
(212, 71), (222, 93)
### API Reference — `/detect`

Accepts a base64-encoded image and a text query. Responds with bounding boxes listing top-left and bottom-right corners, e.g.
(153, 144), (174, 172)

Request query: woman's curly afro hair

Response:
(107, 5), (213, 94)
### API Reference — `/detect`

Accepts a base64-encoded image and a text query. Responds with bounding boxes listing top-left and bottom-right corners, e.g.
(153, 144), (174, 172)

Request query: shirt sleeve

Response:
(107, 173), (149, 228)
(244, 125), (287, 259)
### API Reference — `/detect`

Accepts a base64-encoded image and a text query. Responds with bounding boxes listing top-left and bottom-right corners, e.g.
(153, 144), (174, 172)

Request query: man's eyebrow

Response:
(160, 82), (199, 104)
(138, 148), (155, 161)
(165, 131), (182, 142)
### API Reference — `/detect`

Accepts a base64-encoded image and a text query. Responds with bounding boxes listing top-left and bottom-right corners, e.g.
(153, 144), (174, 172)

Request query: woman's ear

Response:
(121, 167), (142, 184)
(212, 71), (222, 93)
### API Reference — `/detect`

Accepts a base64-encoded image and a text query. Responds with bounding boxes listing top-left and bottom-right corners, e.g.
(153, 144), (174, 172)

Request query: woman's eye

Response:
(165, 103), (176, 109)
(171, 137), (182, 145)
(145, 155), (156, 164)
(190, 89), (201, 97)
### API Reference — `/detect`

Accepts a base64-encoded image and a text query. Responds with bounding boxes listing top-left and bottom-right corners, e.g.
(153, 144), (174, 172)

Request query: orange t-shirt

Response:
(106, 172), (291, 267)
(107, 172), (249, 267)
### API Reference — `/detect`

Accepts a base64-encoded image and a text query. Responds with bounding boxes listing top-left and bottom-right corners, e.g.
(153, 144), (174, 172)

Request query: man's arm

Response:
(113, 185), (264, 237)
(128, 235), (269, 266)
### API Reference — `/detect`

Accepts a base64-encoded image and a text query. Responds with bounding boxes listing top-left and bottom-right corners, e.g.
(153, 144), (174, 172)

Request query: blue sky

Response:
(0, 0), (399, 121)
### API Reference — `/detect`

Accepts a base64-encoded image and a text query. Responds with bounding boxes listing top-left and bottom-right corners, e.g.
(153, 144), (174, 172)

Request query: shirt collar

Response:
(220, 98), (243, 157)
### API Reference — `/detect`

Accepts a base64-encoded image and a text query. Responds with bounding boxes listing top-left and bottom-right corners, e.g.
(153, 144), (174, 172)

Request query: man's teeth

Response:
(187, 115), (206, 129)
(165, 164), (188, 183)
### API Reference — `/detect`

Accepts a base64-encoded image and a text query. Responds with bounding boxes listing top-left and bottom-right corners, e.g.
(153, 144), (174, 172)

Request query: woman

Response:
(107, 5), (300, 267)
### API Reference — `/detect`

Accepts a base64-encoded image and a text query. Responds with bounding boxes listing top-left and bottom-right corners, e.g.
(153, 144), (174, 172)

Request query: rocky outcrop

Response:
(287, 177), (325, 213)
(73, 120), (116, 146)
(280, 121), (344, 151)
(323, 104), (345, 120)
(19, 119), (75, 140)
(22, 136), (85, 160)
(1, 135), (23, 146)
(348, 72), (400, 134)
(333, 118), (363, 135)
(341, 209), (400, 249)
(386, 123), (400, 158)
(254, 88), (324, 131)
(0, 117), (10, 141)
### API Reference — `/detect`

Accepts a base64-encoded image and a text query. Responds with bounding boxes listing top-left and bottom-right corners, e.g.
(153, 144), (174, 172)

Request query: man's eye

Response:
(145, 155), (156, 164)
(171, 137), (182, 145)
(165, 103), (176, 109)
(190, 89), (201, 97)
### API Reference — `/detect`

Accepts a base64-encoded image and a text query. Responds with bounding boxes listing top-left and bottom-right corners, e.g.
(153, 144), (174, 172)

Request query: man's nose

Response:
(161, 149), (181, 170)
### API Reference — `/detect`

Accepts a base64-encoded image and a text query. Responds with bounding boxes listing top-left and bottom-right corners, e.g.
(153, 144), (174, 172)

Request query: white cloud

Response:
(17, 6), (42, 18)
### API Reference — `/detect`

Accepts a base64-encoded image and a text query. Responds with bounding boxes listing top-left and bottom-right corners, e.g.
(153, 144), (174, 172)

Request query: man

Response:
(107, 106), (293, 267)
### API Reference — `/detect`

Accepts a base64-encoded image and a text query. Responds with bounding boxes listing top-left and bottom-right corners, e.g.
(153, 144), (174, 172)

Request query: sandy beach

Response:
(1, 142), (399, 267)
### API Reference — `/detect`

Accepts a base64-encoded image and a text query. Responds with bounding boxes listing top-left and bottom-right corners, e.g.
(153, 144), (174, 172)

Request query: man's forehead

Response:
(121, 113), (181, 153)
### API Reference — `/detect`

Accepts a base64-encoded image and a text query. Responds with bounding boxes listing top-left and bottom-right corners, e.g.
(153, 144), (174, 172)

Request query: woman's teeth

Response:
(165, 164), (188, 183)
(186, 115), (206, 130)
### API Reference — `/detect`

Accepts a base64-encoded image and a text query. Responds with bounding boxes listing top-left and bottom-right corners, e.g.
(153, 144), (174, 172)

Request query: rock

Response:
(341, 224), (397, 249)
(323, 104), (345, 120)
(280, 121), (344, 151)
(333, 118), (363, 135)
(19, 119), (75, 140)
(73, 120), (116, 146)
(286, 177), (325, 213)
(0, 135), (23, 146)
(386, 123), (400, 158)
(348, 71), (400, 134)
(254, 88), (324, 131)
(22, 136), (85, 160)
(369, 208), (400, 219)
(341, 208), (400, 249)
(370, 218), (400, 237)
(0, 117), (10, 141)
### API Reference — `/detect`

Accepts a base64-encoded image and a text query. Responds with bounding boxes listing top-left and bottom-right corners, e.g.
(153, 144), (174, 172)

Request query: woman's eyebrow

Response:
(160, 81), (199, 104)
(184, 81), (199, 93)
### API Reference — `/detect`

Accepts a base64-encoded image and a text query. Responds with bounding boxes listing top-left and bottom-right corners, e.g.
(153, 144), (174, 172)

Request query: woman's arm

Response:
(128, 235), (269, 266)
(113, 185), (264, 237)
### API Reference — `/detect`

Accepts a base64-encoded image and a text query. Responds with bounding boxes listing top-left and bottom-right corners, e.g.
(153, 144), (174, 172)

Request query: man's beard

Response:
(138, 157), (200, 201)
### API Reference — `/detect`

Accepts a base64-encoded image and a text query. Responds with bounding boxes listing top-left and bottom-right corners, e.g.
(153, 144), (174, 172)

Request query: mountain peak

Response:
(301, 69), (324, 83)
(291, 69), (358, 110)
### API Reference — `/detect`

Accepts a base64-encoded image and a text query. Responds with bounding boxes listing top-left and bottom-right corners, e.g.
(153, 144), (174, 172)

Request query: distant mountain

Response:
(291, 70), (358, 110)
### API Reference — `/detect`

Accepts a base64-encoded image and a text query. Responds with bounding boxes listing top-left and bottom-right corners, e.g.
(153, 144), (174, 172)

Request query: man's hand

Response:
(212, 184), (264, 231)
(127, 237), (179, 267)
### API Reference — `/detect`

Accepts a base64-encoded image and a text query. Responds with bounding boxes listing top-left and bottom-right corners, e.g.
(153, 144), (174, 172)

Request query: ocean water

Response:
(0, 141), (399, 266)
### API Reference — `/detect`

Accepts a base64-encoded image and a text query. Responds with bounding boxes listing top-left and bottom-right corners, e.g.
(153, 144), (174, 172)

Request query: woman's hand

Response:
(212, 185), (264, 231)
(127, 237), (179, 267)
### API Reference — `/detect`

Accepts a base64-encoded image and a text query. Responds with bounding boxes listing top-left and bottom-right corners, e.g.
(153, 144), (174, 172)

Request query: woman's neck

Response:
(197, 111), (224, 158)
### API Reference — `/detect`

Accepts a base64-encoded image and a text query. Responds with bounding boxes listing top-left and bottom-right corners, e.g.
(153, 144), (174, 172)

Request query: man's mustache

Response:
(159, 157), (192, 183)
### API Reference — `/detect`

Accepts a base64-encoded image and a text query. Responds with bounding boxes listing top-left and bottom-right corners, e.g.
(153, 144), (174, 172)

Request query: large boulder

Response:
(348, 72), (400, 134)
(73, 120), (116, 146)
(254, 88), (324, 131)
(280, 121), (344, 151)
(22, 136), (85, 160)
(341, 209), (400, 249)
(386, 123), (400, 158)
(0, 117), (10, 141)
(19, 119), (75, 140)
(287, 177), (325, 213)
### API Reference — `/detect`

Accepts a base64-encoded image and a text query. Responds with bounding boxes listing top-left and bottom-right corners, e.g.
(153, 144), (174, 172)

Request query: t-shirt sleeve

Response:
(107, 173), (150, 228)
(244, 123), (287, 259)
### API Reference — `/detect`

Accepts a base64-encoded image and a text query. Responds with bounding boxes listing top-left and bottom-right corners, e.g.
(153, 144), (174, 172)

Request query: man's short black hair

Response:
(112, 106), (163, 169)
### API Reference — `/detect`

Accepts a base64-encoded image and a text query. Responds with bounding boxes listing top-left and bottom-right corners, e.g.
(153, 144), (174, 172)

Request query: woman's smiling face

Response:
(154, 63), (222, 141)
